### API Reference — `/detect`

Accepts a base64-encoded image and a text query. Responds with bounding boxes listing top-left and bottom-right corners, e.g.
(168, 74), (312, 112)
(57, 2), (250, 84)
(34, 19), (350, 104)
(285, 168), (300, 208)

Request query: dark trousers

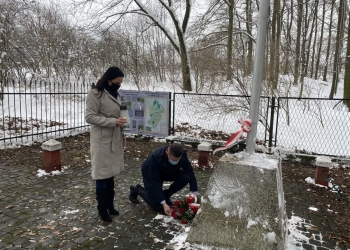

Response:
(139, 170), (190, 211)
(96, 177), (116, 212)
(96, 177), (114, 190)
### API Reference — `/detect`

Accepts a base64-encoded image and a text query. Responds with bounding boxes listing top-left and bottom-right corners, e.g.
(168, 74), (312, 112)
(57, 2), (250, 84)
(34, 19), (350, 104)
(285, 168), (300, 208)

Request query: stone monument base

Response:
(186, 152), (287, 250)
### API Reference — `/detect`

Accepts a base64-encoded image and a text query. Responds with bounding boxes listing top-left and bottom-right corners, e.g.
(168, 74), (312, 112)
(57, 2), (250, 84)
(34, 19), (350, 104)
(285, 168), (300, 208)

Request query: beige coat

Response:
(85, 89), (124, 180)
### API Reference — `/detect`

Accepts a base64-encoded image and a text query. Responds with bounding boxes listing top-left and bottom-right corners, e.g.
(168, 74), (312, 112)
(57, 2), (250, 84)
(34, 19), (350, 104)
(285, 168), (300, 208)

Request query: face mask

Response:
(168, 159), (179, 165)
(109, 84), (120, 92)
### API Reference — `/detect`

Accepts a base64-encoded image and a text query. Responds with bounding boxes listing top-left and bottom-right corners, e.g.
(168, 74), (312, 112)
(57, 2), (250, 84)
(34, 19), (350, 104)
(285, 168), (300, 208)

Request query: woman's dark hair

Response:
(94, 67), (124, 93)
(168, 143), (183, 158)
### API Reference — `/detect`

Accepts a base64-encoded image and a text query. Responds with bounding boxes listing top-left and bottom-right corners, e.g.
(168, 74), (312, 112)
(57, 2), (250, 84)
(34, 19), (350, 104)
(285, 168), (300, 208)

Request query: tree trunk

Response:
(275, 0), (282, 86)
(314, 0), (325, 79)
(245, 0), (253, 75)
(226, 0), (234, 80)
(298, 2), (308, 98)
(134, 0), (193, 91)
(270, 0), (280, 90)
(293, 0), (303, 86)
(282, 0), (292, 75)
(180, 47), (192, 92)
(323, 0), (335, 82)
(344, 9), (350, 110)
(309, 0), (319, 78)
(329, 0), (346, 99)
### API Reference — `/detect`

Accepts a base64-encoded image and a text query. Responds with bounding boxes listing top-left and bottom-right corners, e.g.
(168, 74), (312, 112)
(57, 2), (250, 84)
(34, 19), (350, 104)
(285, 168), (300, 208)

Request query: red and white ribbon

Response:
(213, 118), (251, 155)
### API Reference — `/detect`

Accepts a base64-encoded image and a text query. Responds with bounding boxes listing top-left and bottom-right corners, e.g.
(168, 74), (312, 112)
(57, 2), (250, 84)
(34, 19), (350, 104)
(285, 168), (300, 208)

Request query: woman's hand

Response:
(116, 117), (127, 128)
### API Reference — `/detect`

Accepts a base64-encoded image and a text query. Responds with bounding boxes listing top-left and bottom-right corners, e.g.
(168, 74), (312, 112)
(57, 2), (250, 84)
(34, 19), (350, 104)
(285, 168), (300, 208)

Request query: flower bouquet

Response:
(171, 194), (201, 224)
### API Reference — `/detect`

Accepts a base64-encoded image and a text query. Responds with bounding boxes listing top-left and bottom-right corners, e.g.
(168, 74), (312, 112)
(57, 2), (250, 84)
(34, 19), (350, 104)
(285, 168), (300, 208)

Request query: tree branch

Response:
(134, 0), (180, 52)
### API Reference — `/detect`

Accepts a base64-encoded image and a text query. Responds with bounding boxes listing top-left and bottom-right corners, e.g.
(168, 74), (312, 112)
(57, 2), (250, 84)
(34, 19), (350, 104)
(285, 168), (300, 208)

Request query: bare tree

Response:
(305, 0), (317, 79)
(281, 0), (293, 75)
(0, 1), (83, 83)
(310, 0), (319, 78)
(136, 0), (193, 91)
(2, 0), (349, 102)
(344, 7), (350, 110)
(293, 0), (303, 86)
(269, 0), (282, 90)
(299, 0), (313, 98)
(79, 0), (194, 91)
(323, 0), (335, 82)
(223, 0), (235, 80)
(187, 0), (257, 89)
(314, 0), (326, 79)
(245, 0), (253, 76)
(0, 0), (23, 85)
(329, 0), (347, 99)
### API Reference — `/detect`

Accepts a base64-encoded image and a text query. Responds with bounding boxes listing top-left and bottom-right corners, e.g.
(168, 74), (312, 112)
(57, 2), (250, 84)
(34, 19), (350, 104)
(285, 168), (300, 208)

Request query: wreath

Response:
(171, 194), (201, 224)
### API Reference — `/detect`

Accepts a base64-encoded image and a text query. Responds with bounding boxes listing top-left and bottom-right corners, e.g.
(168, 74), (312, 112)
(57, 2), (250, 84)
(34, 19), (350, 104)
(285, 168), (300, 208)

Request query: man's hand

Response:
(162, 203), (172, 216)
(190, 191), (199, 196)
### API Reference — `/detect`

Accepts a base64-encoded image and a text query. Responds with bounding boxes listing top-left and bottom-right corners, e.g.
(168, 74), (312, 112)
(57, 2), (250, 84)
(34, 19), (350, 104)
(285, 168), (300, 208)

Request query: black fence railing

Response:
(0, 80), (91, 148)
(1, 81), (349, 158)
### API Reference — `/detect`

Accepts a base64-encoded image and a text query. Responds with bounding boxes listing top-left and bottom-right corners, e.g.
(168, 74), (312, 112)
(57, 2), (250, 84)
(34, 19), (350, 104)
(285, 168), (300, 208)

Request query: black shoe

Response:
(98, 205), (112, 222)
(108, 208), (119, 216)
(106, 189), (119, 216)
(165, 198), (174, 206)
(129, 184), (140, 203)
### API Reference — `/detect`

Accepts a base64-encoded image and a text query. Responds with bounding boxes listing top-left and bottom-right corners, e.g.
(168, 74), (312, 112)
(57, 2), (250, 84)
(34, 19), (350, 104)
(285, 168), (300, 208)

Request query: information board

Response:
(118, 89), (171, 137)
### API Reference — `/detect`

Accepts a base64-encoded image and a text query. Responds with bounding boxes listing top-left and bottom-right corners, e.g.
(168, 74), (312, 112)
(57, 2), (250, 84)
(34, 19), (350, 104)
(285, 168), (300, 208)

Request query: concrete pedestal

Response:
(42, 139), (62, 173)
(198, 142), (211, 168)
(187, 152), (287, 250)
(315, 156), (332, 186)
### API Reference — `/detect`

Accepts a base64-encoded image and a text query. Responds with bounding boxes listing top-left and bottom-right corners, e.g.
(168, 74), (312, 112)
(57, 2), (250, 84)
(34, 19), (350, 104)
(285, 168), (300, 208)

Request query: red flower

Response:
(178, 208), (185, 214)
(189, 204), (200, 214)
(174, 200), (180, 207)
(172, 212), (178, 219)
(186, 195), (195, 204)
(182, 219), (187, 224)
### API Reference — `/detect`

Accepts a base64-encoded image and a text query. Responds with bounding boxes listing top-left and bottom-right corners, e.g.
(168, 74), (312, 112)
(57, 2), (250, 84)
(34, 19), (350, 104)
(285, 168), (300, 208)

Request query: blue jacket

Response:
(141, 145), (198, 203)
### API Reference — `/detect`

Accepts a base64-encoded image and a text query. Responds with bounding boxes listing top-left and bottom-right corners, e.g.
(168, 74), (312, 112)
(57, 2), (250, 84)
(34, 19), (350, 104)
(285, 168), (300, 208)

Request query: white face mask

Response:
(167, 149), (179, 165)
(168, 159), (179, 165)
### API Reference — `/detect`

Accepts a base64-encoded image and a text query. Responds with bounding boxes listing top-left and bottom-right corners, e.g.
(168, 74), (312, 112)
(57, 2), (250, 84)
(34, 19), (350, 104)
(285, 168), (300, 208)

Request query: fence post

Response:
(315, 156), (332, 186)
(268, 97), (275, 153)
(42, 139), (62, 173)
(198, 142), (212, 168)
(274, 97), (280, 147)
(172, 93), (176, 135)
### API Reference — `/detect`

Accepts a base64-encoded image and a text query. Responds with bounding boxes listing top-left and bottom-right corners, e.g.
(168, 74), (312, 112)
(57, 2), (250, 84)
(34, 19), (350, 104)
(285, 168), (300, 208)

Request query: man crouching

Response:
(129, 143), (199, 215)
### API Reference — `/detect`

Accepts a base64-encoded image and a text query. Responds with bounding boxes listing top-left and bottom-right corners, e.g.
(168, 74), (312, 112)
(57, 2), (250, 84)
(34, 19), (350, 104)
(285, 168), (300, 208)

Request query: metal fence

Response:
(172, 93), (270, 144)
(0, 80), (91, 148)
(275, 97), (350, 158)
(1, 81), (349, 158)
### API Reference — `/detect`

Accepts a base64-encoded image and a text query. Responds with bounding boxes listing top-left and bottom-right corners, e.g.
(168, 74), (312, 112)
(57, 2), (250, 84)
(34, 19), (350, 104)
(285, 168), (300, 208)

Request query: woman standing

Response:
(85, 67), (126, 222)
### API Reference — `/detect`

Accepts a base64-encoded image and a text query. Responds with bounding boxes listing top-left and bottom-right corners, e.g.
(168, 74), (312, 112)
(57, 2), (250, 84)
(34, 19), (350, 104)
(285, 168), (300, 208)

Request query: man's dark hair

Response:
(168, 143), (183, 158)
